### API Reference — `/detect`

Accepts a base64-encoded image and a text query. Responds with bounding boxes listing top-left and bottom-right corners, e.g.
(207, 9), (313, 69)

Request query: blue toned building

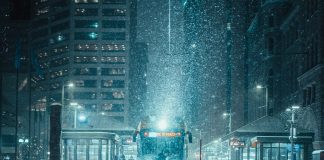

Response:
(29, 0), (137, 159)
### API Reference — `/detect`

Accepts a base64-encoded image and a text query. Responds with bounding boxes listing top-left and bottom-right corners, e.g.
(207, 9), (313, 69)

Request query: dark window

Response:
(268, 37), (274, 52)
(268, 15), (274, 27)
(32, 28), (48, 39)
(102, 20), (126, 28)
(103, 0), (126, 4)
(74, 92), (97, 99)
(51, 21), (69, 33)
(2, 135), (15, 147)
(32, 18), (48, 28)
(102, 32), (126, 40)
(51, 10), (69, 22)
(311, 84), (316, 103)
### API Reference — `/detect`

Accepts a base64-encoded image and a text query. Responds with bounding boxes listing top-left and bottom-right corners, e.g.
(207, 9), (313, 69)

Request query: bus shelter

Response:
(201, 116), (314, 160)
(61, 130), (121, 160)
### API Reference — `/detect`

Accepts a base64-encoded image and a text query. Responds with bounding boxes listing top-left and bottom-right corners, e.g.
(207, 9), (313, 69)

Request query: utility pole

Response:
(225, 0), (233, 135)
(287, 105), (300, 160)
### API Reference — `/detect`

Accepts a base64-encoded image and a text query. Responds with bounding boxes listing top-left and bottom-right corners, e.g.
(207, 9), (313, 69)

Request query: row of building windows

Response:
(74, 68), (126, 76)
(74, 56), (126, 64)
(76, 103), (124, 112)
(75, 8), (127, 16)
(74, 0), (126, 4)
(44, 67), (126, 79)
(72, 91), (125, 100)
(37, 47), (65, 59)
(73, 79), (125, 88)
(74, 32), (126, 40)
(74, 44), (126, 52)
(75, 20), (126, 28)
(41, 79), (125, 90)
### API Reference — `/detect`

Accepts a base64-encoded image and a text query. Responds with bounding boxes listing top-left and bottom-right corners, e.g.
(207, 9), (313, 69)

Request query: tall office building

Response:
(30, 0), (135, 129)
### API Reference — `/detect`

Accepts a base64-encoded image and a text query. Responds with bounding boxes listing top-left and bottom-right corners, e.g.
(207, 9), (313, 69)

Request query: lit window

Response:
(75, 8), (98, 16)
(101, 91), (125, 100)
(75, 32), (98, 40)
(50, 57), (69, 67)
(74, 56), (98, 64)
(74, 44), (98, 51)
(101, 68), (125, 76)
(101, 80), (125, 88)
(101, 44), (126, 52)
(50, 69), (69, 79)
(101, 104), (124, 112)
(101, 56), (126, 64)
(74, 0), (99, 3)
(75, 20), (99, 28)
(74, 68), (98, 75)
(103, 0), (126, 4)
(75, 80), (97, 88)
(102, 8), (126, 16)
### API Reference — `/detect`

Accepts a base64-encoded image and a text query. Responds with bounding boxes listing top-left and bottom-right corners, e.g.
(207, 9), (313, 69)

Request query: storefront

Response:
(201, 116), (314, 160)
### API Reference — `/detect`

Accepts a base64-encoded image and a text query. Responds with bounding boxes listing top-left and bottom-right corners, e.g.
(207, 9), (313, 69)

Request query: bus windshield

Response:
(141, 137), (184, 159)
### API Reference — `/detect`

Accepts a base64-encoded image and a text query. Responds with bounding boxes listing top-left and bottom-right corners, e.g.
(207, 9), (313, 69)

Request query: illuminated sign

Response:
(144, 132), (182, 137)
(229, 138), (245, 147)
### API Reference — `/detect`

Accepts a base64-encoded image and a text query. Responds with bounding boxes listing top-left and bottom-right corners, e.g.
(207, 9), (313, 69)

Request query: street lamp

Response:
(18, 138), (29, 159)
(256, 85), (269, 116)
(286, 105), (300, 160)
(61, 82), (74, 108)
(70, 102), (82, 129)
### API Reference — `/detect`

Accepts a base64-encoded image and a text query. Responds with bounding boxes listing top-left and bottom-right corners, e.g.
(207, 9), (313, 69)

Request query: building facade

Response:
(29, 0), (136, 159)
(200, 0), (324, 159)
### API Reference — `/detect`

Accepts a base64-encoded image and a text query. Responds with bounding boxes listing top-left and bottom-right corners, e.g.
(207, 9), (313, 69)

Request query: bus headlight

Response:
(158, 119), (167, 130)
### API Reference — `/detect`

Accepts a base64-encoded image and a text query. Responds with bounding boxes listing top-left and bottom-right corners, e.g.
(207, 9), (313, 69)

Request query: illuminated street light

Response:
(256, 85), (269, 116)
(61, 82), (74, 108)
(78, 113), (87, 122)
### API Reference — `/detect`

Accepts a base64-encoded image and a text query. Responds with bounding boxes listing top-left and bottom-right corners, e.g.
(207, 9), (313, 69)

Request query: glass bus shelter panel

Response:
(62, 138), (116, 160)
(262, 143), (304, 160)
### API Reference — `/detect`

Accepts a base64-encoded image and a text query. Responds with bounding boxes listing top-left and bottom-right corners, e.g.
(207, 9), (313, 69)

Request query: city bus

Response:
(133, 116), (192, 160)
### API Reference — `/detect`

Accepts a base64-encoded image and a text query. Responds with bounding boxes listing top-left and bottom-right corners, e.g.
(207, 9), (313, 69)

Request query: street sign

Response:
(229, 138), (245, 147)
